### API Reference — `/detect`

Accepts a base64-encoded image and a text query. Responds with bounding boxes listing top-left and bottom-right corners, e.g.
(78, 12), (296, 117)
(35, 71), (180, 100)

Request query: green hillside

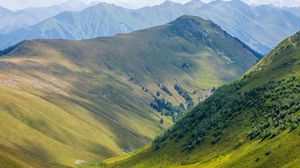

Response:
(90, 30), (300, 168)
(0, 16), (259, 168)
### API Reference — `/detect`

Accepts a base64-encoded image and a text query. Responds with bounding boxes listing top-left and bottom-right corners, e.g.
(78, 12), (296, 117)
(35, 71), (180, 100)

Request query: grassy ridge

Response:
(91, 32), (300, 168)
(0, 16), (259, 167)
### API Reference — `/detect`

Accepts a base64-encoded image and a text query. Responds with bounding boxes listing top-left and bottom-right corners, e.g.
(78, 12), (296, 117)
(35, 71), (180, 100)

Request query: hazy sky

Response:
(1, 0), (300, 11)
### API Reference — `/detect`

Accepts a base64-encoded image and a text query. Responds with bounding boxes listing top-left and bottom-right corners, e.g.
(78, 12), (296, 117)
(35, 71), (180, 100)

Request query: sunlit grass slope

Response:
(0, 16), (259, 167)
(91, 30), (300, 168)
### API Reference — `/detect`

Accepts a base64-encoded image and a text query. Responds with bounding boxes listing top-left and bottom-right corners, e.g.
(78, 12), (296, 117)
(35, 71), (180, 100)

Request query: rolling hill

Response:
(92, 29), (300, 168)
(0, 16), (260, 168)
(1, 0), (300, 54)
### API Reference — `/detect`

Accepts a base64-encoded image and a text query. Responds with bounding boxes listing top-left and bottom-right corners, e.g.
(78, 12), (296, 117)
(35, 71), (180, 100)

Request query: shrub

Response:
(153, 78), (300, 152)
(290, 123), (298, 131)
(211, 137), (220, 145)
(265, 150), (272, 156)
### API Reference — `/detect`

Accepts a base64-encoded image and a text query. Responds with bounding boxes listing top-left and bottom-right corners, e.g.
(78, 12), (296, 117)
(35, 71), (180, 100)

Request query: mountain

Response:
(0, 6), (12, 17)
(0, 16), (260, 168)
(0, 0), (91, 34)
(96, 31), (300, 168)
(0, 1), (188, 49)
(135, 1), (189, 27)
(284, 7), (300, 17)
(193, 0), (300, 54)
(185, 0), (205, 8)
(1, 0), (300, 54)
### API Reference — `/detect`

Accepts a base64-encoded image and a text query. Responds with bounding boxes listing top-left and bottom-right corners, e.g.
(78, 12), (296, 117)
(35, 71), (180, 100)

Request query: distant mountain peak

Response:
(60, 0), (86, 6)
(210, 0), (247, 6)
(161, 0), (179, 7)
(93, 1), (123, 9)
(230, 0), (248, 5)
(83, 1), (123, 12)
(185, 0), (205, 8)
(216, 0), (249, 7)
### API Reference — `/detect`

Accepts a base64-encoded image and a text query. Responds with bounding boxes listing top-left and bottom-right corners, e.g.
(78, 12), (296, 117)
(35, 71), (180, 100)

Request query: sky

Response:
(1, 0), (300, 11)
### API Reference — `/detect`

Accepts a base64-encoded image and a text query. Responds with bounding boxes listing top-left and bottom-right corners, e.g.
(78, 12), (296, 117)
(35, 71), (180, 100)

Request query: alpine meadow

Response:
(0, 0), (299, 168)
(89, 24), (300, 168)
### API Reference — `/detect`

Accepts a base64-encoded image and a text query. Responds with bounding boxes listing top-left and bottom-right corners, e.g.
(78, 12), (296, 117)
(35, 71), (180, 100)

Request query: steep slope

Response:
(0, 16), (259, 168)
(1, 0), (300, 54)
(94, 31), (300, 168)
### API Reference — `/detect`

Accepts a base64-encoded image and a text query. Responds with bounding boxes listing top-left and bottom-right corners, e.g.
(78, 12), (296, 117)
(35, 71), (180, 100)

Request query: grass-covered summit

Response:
(0, 16), (259, 168)
(91, 30), (300, 168)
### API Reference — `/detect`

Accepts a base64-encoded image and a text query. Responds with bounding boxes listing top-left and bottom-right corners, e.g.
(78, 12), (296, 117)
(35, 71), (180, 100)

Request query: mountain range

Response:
(1, 0), (300, 54)
(0, 0), (93, 34)
(93, 25), (300, 168)
(0, 16), (260, 168)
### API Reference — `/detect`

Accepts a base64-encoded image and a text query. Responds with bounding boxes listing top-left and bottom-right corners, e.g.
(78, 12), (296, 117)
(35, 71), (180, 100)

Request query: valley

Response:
(87, 29), (300, 168)
(0, 16), (259, 168)
(1, 1), (300, 167)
